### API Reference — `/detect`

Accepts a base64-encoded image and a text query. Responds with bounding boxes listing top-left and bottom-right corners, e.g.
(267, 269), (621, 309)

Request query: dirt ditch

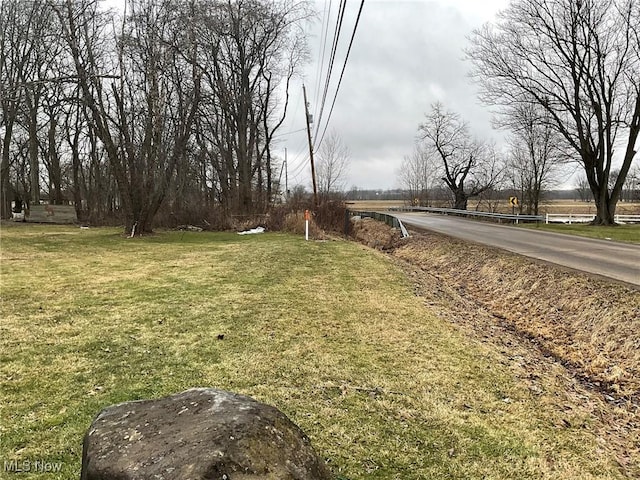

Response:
(351, 217), (640, 475)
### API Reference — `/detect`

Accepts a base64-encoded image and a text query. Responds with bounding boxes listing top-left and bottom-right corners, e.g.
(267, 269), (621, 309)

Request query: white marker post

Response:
(304, 209), (310, 241)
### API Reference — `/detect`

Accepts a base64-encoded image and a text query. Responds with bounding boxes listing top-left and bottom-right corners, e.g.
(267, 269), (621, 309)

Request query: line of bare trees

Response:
(0, 0), (310, 233)
(467, 0), (639, 225)
(398, 0), (638, 222)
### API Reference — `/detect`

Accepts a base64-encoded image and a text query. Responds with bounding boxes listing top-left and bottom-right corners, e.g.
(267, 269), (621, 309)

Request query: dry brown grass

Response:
(281, 211), (325, 239)
(394, 233), (640, 396)
(538, 200), (640, 215)
(388, 231), (640, 476)
(395, 253), (640, 477)
(350, 217), (403, 250)
(346, 200), (404, 210)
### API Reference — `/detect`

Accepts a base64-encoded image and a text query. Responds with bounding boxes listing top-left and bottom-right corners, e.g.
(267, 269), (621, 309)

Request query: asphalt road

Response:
(393, 212), (640, 287)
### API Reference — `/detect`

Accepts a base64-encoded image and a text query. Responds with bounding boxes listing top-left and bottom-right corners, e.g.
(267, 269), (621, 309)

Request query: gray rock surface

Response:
(81, 388), (331, 480)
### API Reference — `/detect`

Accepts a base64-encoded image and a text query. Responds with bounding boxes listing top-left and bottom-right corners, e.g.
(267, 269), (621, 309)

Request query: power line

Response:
(313, 0), (332, 109)
(274, 127), (307, 137)
(284, 138), (311, 179)
(287, 139), (314, 178)
(314, 0), (347, 144)
(288, 154), (312, 183)
(315, 0), (365, 150)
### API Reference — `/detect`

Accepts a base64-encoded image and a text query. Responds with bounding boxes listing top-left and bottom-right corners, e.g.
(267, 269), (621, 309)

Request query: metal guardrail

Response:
(349, 210), (410, 238)
(353, 206), (640, 226)
(388, 206), (543, 224)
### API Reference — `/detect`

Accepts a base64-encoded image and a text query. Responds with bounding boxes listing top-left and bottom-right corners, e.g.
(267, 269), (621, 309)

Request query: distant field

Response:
(537, 200), (640, 215)
(346, 199), (640, 215)
(0, 224), (628, 479)
(346, 200), (405, 210)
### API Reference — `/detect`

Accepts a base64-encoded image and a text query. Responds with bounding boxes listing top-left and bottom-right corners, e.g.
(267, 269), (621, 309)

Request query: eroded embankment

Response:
(350, 217), (640, 474)
(350, 216), (640, 399)
(391, 231), (640, 399)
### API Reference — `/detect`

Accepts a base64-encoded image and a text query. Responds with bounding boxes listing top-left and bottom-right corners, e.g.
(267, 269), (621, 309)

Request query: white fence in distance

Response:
(545, 213), (640, 224)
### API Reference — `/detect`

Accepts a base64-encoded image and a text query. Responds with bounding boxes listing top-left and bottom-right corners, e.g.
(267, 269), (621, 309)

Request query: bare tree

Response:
(500, 103), (569, 214)
(5, 1), (78, 210)
(627, 164), (640, 201)
(54, 0), (201, 234)
(0, 0), (50, 217)
(468, 0), (640, 225)
(39, 78), (69, 206)
(575, 175), (592, 202)
(418, 103), (499, 210)
(0, 1), (117, 223)
(315, 130), (349, 200)
(3, 0), (308, 228)
(397, 144), (440, 206)
(194, 0), (309, 215)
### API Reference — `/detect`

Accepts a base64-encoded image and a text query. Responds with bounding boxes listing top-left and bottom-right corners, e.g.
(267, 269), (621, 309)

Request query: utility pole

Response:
(303, 85), (318, 208)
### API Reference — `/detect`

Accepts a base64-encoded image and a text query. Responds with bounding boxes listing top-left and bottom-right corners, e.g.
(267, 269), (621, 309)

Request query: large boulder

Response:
(81, 388), (331, 480)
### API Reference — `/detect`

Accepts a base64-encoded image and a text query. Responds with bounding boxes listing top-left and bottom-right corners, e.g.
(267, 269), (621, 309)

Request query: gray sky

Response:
(277, 0), (511, 191)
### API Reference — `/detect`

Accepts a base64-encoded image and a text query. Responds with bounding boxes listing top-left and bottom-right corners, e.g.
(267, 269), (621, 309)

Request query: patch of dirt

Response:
(351, 221), (640, 476)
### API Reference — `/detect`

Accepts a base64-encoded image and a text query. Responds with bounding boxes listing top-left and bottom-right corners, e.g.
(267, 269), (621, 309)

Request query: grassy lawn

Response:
(520, 223), (640, 244)
(0, 224), (626, 479)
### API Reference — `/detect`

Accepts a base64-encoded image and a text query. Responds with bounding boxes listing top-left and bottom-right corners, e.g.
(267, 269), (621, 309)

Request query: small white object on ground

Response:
(238, 226), (265, 235)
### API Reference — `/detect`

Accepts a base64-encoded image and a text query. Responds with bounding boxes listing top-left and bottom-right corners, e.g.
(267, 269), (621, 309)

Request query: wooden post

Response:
(302, 85), (318, 209)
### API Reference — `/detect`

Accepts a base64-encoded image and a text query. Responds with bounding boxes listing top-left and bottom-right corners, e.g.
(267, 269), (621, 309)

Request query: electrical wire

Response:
(288, 156), (311, 183)
(315, 0), (365, 150)
(313, 0), (332, 109)
(314, 0), (347, 143)
(290, 0), (365, 189)
(274, 127), (307, 138)
(285, 136), (311, 178)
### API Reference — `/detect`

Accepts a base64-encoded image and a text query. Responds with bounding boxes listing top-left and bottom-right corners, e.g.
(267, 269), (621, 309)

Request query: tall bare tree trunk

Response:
(26, 91), (40, 205)
(0, 132), (12, 218)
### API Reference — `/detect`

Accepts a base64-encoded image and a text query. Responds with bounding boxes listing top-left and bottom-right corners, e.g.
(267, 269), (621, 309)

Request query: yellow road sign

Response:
(509, 196), (519, 207)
